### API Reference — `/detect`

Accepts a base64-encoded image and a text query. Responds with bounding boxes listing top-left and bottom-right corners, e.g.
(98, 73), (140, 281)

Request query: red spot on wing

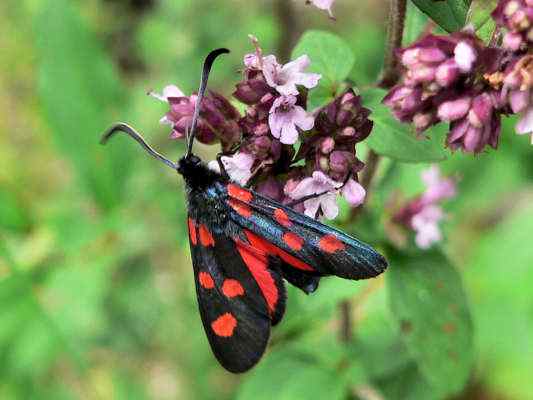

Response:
(244, 231), (314, 272)
(274, 209), (292, 227)
(188, 218), (197, 245)
(228, 198), (253, 218)
(227, 184), (253, 203)
(283, 232), (304, 251)
(222, 279), (245, 298)
(211, 313), (237, 337)
(319, 234), (345, 253)
(277, 248), (314, 271)
(198, 271), (215, 289)
(235, 238), (279, 315)
(199, 224), (215, 247)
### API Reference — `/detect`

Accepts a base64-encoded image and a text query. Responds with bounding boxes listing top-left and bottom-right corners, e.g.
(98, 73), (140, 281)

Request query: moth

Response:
(101, 48), (387, 373)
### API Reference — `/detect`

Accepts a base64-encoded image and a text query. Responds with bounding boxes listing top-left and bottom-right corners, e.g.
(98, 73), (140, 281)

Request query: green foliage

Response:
(1, 1), (532, 399)
(412, 0), (471, 32)
(0, 188), (31, 232)
(387, 248), (474, 397)
(464, 204), (533, 398)
(466, 0), (498, 41)
(34, 0), (132, 211)
(361, 88), (448, 163)
(292, 30), (355, 109)
(403, 1), (431, 45)
(237, 339), (352, 400)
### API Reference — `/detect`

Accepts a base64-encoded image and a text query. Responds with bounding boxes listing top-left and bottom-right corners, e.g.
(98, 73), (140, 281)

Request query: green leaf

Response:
(0, 187), (31, 232)
(376, 362), (445, 400)
(361, 88), (448, 163)
(279, 278), (368, 334)
(34, 0), (132, 211)
(403, 1), (431, 46)
(464, 204), (533, 398)
(387, 248), (474, 396)
(466, 0), (498, 42)
(237, 346), (349, 400)
(412, 0), (471, 32)
(292, 30), (355, 109)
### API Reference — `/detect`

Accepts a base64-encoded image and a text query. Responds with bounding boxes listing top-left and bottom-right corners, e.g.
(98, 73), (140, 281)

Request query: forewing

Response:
(220, 183), (387, 281)
(187, 217), (285, 373)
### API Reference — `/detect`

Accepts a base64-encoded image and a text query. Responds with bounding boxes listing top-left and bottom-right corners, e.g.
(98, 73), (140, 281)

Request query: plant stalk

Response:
(339, 0), (407, 344)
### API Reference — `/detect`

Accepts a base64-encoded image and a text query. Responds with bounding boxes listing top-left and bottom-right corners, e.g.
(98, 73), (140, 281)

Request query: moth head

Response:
(177, 154), (202, 176)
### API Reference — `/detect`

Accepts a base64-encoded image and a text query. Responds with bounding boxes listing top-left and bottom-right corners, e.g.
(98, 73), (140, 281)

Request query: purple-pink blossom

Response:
(286, 171), (365, 220)
(262, 55), (321, 96)
(208, 152), (255, 186)
(382, 29), (508, 153)
(151, 35), (374, 223)
(502, 55), (533, 144)
(392, 166), (456, 249)
(492, 0), (533, 50)
(151, 85), (241, 149)
(286, 171), (343, 219)
(268, 95), (314, 144)
(411, 205), (445, 249)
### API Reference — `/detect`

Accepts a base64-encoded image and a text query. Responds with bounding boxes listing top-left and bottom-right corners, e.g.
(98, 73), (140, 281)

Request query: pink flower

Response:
(420, 165), (456, 204)
(286, 171), (341, 219)
(503, 55), (533, 144)
(256, 177), (284, 201)
(262, 55), (321, 96)
(285, 171), (365, 219)
(149, 85), (185, 102)
(392, 165), (456, 249)
(454, 41), (477, 72)
(411, 205), (445, 249)
(308, 0), (335, 18)
(208, 152), (255, 185)
(150, 85), (241, 147)
(268, 95), (314, 144)
(341, 178), (366, 207)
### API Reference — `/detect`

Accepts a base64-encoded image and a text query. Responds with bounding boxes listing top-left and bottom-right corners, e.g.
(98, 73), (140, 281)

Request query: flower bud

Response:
(320, 137), (335, 154)
(256, 177), (284, 201)
(315, 89), (373, 143)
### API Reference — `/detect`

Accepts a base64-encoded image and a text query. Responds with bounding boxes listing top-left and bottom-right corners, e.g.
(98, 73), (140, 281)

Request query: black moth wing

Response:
(187, 215), (286, 373)
(219, 181), (388, 281)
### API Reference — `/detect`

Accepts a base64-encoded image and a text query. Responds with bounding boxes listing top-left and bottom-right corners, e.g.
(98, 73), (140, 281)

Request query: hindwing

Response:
(187, 216), (285, 373)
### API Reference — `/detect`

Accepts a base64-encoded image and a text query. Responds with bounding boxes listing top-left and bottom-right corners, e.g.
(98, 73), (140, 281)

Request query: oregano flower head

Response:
(153, 35), (374, 220)
(383, 0), (533, 153)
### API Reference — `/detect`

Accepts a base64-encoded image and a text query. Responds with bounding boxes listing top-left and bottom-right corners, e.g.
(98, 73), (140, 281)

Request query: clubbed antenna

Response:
(185, 48), (230, 158)
(100, 48), (230, 169)
(100, 122), (178, 170)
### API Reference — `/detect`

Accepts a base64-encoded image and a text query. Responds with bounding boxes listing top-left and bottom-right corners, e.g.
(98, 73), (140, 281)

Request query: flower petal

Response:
(303, 197), (321, 218)
(342, 179), (366, 206)
(320, 193), (339, 220)
(293, 105), (315, 131)
(516, 106), (533, 135)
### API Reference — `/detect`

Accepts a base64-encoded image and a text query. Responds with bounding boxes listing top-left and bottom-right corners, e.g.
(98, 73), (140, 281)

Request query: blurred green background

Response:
(0, 0), (532, 399)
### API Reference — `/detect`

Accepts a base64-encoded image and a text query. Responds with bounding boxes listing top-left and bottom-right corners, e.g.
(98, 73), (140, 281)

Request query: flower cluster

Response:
(391, 166), (456, 249)
(384, 0), (533, 153)
(152, 36), (372, 220)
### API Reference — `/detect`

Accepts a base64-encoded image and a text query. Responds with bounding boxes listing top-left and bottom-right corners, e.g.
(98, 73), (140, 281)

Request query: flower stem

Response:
(274, 0), (301, 62)
(379, 0), (408, 89)
(339, 0), (407, 344)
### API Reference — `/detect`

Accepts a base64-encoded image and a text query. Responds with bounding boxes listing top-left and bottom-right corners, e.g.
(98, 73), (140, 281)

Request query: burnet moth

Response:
(101, 48), (388, 373)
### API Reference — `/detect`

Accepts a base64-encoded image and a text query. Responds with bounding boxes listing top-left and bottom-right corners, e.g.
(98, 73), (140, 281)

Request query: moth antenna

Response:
(101, 122), (178, 170)
(185, 48), (230, 159)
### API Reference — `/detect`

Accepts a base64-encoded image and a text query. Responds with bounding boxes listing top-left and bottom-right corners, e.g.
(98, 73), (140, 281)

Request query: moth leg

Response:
(286, 173), (353, 207)
(216, 154), (231, 180)
(285, 191), (328, 207)
(244, 161), (272, 189)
